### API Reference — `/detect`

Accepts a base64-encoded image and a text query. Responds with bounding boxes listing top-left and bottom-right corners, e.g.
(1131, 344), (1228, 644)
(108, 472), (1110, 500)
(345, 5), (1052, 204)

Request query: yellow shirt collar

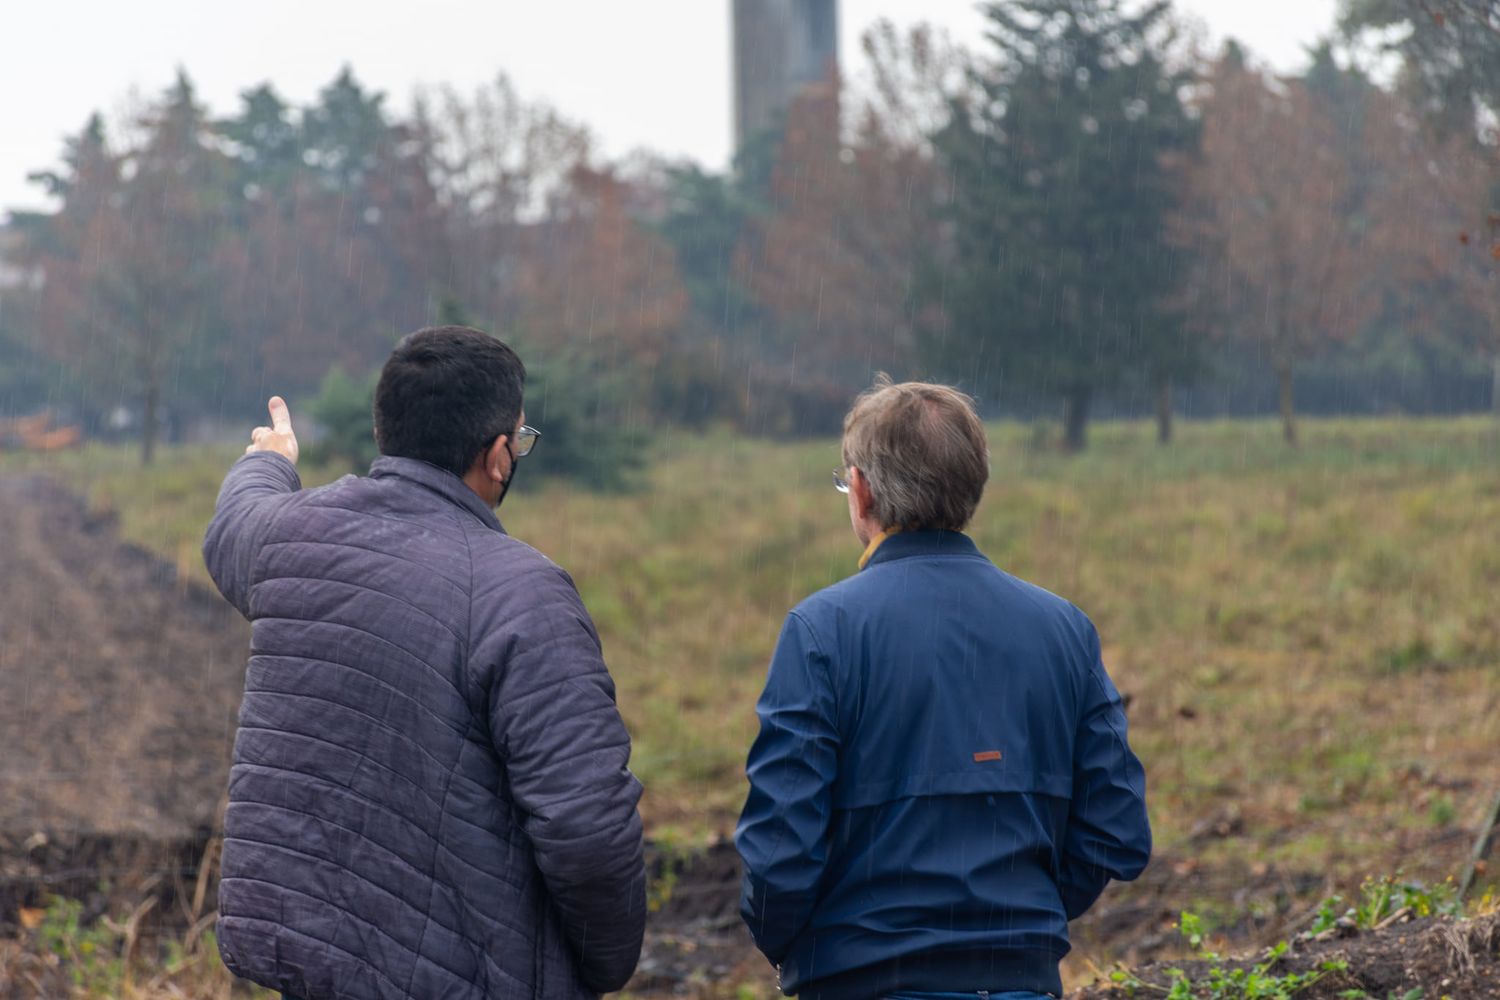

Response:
(858, 528), (901, 570)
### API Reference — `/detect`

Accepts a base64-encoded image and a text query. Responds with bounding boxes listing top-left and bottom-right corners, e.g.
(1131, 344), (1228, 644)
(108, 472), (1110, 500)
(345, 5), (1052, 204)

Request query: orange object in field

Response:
(25, 426), (82, 451)
(0, 411), (83, 451)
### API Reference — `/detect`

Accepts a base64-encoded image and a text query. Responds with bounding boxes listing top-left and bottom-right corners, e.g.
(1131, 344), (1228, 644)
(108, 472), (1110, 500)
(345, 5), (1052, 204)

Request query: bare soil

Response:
(633, 848), (1500, 998)
(0, 474), (249, 945)
(0, 475), (248, 842)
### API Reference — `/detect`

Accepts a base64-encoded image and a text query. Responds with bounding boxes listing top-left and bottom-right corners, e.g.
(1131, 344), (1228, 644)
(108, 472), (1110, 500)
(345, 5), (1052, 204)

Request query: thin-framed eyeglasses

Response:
(832, 468), (850, 494)
(512, 425), (541, 458)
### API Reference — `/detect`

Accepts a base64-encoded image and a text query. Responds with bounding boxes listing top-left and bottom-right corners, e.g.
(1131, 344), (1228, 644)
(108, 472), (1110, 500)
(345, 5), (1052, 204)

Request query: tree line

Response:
(1, 0), (1497, 464)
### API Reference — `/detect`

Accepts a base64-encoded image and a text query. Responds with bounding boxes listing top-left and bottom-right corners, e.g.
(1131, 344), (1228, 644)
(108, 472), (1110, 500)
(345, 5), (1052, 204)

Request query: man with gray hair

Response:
(736, 378), (1151, 1000)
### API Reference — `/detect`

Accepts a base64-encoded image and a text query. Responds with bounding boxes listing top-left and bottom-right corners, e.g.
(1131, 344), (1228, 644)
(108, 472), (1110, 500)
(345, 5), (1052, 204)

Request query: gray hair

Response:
(841, 376), (990, 532)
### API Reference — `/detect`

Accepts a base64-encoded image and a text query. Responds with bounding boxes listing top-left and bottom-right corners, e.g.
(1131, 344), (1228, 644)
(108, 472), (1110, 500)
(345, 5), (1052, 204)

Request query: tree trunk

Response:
(1276, 364), (1297, 447)
(141, 380), (160, 466)
(1155, 376), (1173, 446)
(1492, 354), (1500, 416)
(1063, 386), (1091, 453)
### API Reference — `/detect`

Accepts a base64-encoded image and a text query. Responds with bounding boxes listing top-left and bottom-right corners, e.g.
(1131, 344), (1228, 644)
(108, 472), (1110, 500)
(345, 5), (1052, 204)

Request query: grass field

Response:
(6, 415), (1500, 894)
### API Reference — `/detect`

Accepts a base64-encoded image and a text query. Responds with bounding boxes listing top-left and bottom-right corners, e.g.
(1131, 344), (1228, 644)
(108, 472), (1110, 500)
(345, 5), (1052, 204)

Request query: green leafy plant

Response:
(34, 895), (128, 993)
(647, 837), (692, 914)
(1110, 912), (1347, 998)
(1307, 893), (1347, 937)
(1308, 875), (1462, 936)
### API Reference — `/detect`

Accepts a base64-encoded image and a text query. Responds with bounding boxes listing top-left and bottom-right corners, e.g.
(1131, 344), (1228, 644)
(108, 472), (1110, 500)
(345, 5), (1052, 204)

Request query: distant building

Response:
(732, 0), (839, 153)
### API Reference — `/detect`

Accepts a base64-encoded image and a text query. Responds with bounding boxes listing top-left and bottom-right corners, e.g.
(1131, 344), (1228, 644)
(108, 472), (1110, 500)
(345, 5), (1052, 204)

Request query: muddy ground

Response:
(1, 471), (1497, 997)
(635, 840), (1497, 996)
(0, 476), (248, 841)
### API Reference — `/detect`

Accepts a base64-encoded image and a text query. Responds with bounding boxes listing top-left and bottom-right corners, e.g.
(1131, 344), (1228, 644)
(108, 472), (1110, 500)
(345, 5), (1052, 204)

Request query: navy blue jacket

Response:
(735, 531), (1150, 999)
(203, 453), (645, 999)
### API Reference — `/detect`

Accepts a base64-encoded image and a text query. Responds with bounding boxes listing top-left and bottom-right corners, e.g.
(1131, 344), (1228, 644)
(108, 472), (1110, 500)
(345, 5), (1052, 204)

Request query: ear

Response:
(481, 434), (511, 484)
(849, 467), (876, 521)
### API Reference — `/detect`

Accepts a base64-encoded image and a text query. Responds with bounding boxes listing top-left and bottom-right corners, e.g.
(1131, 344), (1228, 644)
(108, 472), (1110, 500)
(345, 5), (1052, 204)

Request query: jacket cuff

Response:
(235, 450), (303, 490)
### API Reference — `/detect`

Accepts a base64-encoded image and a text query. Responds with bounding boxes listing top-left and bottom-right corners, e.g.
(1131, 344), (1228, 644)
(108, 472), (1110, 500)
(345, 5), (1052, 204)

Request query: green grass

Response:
(6, 415), (1500, 865)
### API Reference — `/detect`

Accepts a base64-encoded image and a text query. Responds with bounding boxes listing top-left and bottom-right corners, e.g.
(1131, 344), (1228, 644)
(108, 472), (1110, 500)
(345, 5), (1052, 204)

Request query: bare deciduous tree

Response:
(1178, 55), (1376, 444)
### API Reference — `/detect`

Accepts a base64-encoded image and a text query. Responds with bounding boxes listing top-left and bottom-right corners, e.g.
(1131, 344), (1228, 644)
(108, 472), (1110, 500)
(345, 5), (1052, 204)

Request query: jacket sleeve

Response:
(202, 452), (302, 617)
(1059, 622), (1152, 920)
(482, 564), (646, 994)
(735, 611), (840, 966)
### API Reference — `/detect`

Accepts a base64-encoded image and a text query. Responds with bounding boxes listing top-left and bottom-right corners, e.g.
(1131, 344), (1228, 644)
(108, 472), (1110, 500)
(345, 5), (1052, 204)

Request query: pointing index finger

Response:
(268, 396), (292, 433)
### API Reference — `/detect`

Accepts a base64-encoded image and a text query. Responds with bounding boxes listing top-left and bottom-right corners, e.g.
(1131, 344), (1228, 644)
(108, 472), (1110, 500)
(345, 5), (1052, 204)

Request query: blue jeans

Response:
(885, 993), (1054, 1000)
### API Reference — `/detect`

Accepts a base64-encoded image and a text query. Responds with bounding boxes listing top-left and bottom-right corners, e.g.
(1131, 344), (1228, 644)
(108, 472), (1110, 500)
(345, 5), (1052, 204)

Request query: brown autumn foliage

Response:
(13, 43), (1500, 461)
(736, 22), (958, 383)
(1363, 103), (1500, 358)
(21, 85), (235, 463)
(1176, 54), (1379, 443)
(10, 68), (707, 467)
(220, 124), (451, 387)
(416, 75), (596, 335)
(415, 81), (691, 372)
(514, 165), (689, 367)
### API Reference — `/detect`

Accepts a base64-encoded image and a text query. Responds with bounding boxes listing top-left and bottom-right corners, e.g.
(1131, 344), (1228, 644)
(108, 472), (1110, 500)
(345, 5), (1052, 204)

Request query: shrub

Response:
(306, 367), (380, 472)
(514, 347), (647, 493)
(304, 346), (646, 492)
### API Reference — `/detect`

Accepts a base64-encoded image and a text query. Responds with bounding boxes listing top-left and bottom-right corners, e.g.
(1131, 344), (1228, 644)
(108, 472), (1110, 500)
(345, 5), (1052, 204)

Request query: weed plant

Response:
(1306, 875), (1463, 937)
(1110, 912), (1348, 998)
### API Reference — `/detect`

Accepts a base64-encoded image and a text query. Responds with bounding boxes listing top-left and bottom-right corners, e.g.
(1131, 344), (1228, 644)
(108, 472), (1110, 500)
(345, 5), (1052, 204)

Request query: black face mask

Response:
(494, 439), (519, 509)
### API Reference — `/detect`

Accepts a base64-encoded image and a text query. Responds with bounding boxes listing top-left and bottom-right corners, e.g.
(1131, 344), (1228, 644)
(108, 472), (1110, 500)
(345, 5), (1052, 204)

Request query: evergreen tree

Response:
(302, 66), (390, 192)
(656, 165), (761, 327)
(14, 74), (235, 461)
(116, 70), (236, 460)
(929, 0), (1196, 450)
(1340, 0), (1500, 136)
(220, 83), (306, 202)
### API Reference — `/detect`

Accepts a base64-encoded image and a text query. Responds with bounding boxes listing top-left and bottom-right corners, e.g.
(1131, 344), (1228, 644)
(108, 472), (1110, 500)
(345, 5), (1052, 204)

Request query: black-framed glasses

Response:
(832, 468), (850, 494)
(512, 425), (541, 458)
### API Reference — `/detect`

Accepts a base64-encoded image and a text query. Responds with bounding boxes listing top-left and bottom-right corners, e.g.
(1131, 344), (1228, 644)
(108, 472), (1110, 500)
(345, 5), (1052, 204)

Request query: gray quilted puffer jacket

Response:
(203, 452), (646, 1000)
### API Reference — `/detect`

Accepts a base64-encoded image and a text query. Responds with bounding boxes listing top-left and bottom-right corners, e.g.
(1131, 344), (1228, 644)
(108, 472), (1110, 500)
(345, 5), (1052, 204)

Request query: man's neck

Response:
(461, 468), (498, 508)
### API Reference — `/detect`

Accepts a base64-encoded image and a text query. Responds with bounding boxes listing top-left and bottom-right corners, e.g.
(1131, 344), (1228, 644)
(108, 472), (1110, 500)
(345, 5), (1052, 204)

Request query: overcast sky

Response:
(1, 1), (1338, 217)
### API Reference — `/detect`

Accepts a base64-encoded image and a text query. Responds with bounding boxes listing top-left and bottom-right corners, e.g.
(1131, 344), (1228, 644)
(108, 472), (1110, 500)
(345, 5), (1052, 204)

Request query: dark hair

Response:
(374, 326), (526, 476)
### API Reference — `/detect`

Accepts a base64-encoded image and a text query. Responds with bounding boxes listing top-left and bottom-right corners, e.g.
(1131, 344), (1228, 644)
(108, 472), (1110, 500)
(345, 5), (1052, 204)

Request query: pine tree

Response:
(929, 0), (1196, 450)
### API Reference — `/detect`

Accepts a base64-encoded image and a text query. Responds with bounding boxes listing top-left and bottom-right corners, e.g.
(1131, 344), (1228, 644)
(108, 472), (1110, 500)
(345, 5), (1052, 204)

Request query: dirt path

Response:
(0, 475), (248, 841)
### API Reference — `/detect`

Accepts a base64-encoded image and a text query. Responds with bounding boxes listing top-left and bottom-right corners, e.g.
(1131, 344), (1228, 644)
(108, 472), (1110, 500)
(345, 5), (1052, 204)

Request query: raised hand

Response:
(246, 396), (299, 465)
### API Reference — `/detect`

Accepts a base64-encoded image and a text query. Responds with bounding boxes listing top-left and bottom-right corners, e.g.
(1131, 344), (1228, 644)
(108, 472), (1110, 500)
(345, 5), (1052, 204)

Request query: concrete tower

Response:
(732, 0), (839, 152)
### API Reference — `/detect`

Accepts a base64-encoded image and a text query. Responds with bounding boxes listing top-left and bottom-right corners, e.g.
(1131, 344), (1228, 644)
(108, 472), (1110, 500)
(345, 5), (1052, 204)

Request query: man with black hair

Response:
(203, 326), (645, 1000)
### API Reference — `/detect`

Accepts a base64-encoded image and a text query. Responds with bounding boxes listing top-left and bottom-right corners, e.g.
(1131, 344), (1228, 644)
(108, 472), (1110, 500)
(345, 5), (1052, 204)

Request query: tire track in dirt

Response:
(0, 475), (248, 840)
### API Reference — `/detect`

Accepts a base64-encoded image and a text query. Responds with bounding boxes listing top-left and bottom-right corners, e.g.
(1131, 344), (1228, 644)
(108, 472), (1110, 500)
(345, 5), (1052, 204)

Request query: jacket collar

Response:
(368, 456), (505, 533)
(861, 529), (981, 570)
(857, 527), (901, 570)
